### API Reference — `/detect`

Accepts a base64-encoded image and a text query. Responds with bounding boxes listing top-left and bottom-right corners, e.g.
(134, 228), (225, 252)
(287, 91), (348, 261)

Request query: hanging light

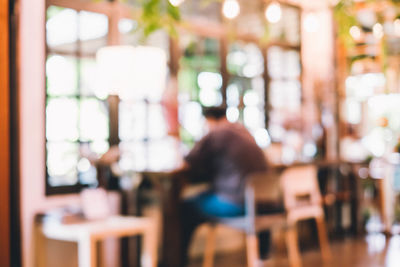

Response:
(265, 2), (282, 23)
(349, 25), (362, 40)
(394, 19), (400, 37)
(373, 23), (384, 39)
(169, 0), (185, 6)
(222, 0), (240, 20)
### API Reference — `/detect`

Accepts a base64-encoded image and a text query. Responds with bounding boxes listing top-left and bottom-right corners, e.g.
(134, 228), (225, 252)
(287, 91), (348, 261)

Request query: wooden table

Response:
(37, 216), (158, 267)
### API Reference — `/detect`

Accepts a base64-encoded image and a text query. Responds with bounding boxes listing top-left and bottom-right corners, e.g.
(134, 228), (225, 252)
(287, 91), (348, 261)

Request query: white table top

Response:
(41, 215), (154, 242)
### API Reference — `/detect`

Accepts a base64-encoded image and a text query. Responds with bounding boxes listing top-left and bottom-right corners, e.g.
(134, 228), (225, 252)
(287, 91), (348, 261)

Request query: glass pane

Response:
(236, 5), (265, 38)
(226, 41), (265, 129)
(227, 42), (264, 77)
(252, 76), (265, 106)
(79, 11), (108, 54)
(148, 138), (181, 170)
(244, 106), (263, 130)
(89, 140), (109, 155)
(267, 4), (300, 45)
(46, 98), (79, 141)
(227, 106), (240, 122)
(80, 98), (109, 141)
(268, 48), (301, 80)
(80, 58), (100, 97)
(268, 46), (284, 79)
(227, 84), (240, 107)
(47, 141), (79, 186)
(119, 101), (146, 141)
(46, 6), (78, 53)
(179, 101), (204, 141)
(179, 35), (221, 101)
(119, 21), (170, 61)
(198, 72), (223, 107)
(119, 141), (146, 171)
(77, 155), (98, 186)
(285, 50), (301, 79)
(46, 55), (78, 96)
(148, 104), (167, 139)
(283, 6), (301, 45)
(269, 80), (301, 110)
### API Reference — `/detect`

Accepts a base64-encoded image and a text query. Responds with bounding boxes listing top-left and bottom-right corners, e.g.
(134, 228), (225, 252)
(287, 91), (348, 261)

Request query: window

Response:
(267, 46), (302, 142)
(117, 21), (176, 171)
(45, 5), (110, 193)
(178, 35), (222, 143)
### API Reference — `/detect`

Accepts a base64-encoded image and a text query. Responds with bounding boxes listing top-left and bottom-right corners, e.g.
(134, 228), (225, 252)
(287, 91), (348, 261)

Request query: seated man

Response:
(177, 106), (271, 266)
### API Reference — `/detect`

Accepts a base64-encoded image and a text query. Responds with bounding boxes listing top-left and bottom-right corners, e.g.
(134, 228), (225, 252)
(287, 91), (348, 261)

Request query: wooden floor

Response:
(187, 233), (400, 267)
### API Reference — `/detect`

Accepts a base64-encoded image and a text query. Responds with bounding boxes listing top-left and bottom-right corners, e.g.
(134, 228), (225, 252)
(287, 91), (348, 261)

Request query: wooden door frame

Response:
(0, 0), (10, 266)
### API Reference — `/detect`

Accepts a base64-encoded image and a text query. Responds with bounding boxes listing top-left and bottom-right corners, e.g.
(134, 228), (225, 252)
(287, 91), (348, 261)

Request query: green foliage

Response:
(333, 0), (400, 49)
(46, 5), (65, 20)
(333, 0), (358, 48)
(138, 0), (181, 38)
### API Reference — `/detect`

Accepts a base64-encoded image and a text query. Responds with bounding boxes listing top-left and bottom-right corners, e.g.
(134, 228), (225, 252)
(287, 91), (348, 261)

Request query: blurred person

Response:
(175, 106), (273, 266)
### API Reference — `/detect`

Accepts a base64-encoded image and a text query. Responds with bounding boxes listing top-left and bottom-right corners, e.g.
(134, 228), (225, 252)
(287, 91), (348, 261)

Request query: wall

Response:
(0, 0), (10, 266)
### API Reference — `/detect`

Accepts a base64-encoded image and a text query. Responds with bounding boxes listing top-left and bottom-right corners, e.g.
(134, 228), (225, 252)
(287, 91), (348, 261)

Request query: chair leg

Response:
(246, 234), (260, 267)
(315, 216), (331, 260)
(285, 225), (301, 267)
(203, 225), (216, 267)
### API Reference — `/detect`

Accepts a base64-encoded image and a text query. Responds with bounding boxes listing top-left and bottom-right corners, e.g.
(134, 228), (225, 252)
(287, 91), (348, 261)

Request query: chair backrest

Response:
(244, 171), (283, 220)
(247, 171), (283, 202)
(280, 165), (322, 211)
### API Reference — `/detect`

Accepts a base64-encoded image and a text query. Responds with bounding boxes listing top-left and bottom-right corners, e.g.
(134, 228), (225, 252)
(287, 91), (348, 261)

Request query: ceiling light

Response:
(373, 23), (384, 39)
(222, 0), (240, 20)
(265, 2), (282, 24)
(349, 25), (362, 40)
(169, 0), (185, 6)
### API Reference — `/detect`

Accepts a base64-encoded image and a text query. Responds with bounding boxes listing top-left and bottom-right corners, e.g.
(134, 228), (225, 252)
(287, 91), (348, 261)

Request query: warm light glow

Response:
(169, 0), (185, 6)
(303, 13), (319, 33)
(265, 2), (282, 24)
(197, 72), (223, 90)
(222, 0), (240, 19)
(77, 158), (91, 172)
(394, 19), (400, 37)
(227, 107), (239, 122)
(373, 23), (384, 39)
(243, 91), (259, 106)
(349, 25), (362, 40)
(96, 46), (167, 101)
(118, 19), (137, 34)
(253, 128), (271, 148)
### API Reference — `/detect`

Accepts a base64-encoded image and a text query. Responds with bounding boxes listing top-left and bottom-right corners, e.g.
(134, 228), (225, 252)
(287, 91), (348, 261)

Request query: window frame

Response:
(44, 0), (119, 195)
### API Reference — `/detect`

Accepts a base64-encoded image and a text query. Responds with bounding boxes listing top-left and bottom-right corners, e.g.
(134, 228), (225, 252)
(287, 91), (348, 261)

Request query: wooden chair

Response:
(202, 172), (302, 267)
(280, 165), (331, 261)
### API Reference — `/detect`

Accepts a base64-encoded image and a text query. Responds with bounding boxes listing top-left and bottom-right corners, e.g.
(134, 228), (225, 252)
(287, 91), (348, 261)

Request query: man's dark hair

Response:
(202, 106), (227, 120)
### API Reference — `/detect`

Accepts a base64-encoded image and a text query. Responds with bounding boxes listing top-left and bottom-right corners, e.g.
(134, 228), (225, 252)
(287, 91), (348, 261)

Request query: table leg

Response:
(35, 223), (46, 267)
(159, 177), (183, 267)
(142, 222), (158, 267)
(78, 236), (97, 267)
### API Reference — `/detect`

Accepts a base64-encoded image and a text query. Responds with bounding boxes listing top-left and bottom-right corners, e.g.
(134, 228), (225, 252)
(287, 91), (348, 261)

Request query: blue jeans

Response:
(184, 191), (245, 218)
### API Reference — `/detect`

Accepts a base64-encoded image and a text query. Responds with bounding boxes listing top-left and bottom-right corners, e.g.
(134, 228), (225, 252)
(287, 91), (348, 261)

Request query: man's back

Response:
(185, 122), (268, 204)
